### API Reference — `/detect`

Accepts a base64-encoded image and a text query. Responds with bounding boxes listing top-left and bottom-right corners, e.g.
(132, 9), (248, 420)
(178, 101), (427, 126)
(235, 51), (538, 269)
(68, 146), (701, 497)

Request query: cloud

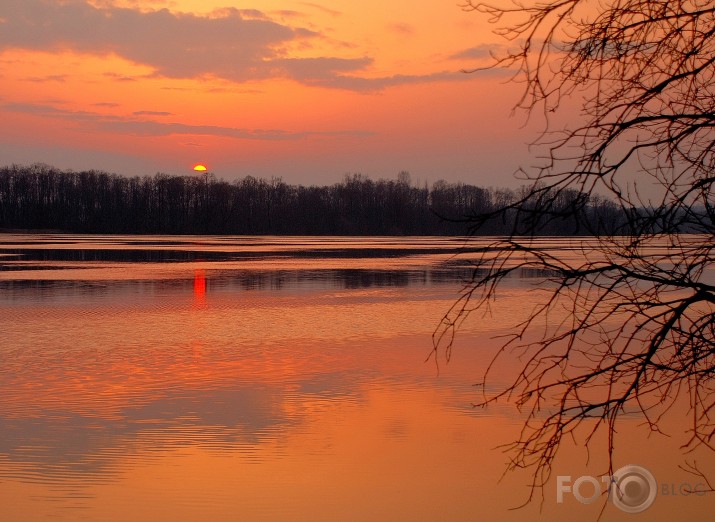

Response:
(276, 56), (373, 82)
(0, 1), (371, 86)
(303, 70), (476, 92)
(388, 23), (414, 35)
(132, 110), (173, 116)
(103, 72), (139, 82)
(271, 10), (305, 20)
(89, 0), (172, 8)
(447, 44), (528, 80)
(0, 1), (467, 92)
(3, 102), (374, 140)
(449, 44), (496, 61)
(300, 2), (342, 18)
(22, 74), (67, 83)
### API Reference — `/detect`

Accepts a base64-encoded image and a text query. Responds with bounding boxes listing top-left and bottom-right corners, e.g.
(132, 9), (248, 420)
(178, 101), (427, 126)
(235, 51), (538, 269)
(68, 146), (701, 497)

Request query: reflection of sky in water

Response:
(0, 236), (498, 495)
(1, 235), (711, 521)
(2, 386), (297, 481)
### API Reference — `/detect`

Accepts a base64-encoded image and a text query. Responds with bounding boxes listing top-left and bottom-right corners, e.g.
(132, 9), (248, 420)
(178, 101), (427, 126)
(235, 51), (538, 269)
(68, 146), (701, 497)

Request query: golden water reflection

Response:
(0, 235), (712, 521)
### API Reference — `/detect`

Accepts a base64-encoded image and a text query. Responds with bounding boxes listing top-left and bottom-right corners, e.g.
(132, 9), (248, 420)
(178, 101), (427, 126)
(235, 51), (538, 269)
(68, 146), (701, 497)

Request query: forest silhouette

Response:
(0, 163), (625, 235)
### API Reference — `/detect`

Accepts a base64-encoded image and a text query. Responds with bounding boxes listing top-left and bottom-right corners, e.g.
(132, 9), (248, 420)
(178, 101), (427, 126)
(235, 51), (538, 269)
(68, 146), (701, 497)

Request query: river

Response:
(0, 234), (711, 521)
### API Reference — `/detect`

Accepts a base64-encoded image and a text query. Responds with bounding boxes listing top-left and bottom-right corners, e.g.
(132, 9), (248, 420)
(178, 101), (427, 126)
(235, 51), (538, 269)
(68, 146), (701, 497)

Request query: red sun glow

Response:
(193, 164), (208, 172)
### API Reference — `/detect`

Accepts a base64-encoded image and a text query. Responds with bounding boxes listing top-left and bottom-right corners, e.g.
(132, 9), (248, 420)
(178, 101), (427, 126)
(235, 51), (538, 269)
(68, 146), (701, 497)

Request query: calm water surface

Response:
(0, 235), (712, 521)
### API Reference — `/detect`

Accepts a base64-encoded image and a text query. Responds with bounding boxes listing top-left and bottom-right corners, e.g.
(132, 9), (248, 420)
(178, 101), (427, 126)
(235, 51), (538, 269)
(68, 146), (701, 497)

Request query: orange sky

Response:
(0, 0), (536, 186)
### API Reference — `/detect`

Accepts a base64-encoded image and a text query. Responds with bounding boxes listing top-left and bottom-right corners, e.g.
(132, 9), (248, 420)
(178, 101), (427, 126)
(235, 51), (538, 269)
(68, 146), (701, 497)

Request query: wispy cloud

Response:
(449, 44), (498, 61)
(303, 71), (476, 92)
(103, 72), (140, 82)
(388, 23), (414, 35)
(22, 74), (67, 83)
(300, 3), (342, 18)
(132, 110), (173, 116)
(3, 102), (374, 140)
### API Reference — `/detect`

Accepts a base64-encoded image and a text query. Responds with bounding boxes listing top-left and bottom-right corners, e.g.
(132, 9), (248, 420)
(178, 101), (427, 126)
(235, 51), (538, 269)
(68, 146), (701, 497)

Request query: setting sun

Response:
(193, 164), (207, 172)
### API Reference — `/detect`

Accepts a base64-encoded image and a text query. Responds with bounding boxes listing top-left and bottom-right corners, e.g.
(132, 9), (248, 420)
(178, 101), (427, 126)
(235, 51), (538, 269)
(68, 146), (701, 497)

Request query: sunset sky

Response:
(0, 0), (537, 187)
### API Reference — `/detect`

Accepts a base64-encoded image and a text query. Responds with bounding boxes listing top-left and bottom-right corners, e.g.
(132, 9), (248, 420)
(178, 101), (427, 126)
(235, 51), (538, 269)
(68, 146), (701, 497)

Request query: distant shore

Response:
(0, 164), (623, 236)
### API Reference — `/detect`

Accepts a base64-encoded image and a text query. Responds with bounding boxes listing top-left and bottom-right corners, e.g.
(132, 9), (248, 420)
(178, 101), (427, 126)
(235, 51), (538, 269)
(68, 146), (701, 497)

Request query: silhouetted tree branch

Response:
(435, 0), (715, 500)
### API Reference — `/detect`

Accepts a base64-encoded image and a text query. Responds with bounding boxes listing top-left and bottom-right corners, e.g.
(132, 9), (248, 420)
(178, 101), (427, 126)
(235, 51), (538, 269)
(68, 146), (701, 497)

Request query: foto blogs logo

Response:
(557, 465), (657, 514)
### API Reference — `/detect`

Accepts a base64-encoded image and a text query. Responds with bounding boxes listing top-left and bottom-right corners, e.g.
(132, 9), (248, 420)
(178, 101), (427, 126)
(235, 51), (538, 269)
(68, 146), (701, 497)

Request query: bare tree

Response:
(434, 0), (715, 500)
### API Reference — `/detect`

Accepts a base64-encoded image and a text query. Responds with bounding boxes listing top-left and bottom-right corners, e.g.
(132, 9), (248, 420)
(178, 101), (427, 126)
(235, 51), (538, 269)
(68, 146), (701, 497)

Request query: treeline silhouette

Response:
(0, 164), (625, 235)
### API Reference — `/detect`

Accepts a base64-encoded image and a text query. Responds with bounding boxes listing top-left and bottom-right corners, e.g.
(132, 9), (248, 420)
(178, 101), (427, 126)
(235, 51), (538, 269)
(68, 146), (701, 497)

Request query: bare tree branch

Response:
(437, 0), (715, 502)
